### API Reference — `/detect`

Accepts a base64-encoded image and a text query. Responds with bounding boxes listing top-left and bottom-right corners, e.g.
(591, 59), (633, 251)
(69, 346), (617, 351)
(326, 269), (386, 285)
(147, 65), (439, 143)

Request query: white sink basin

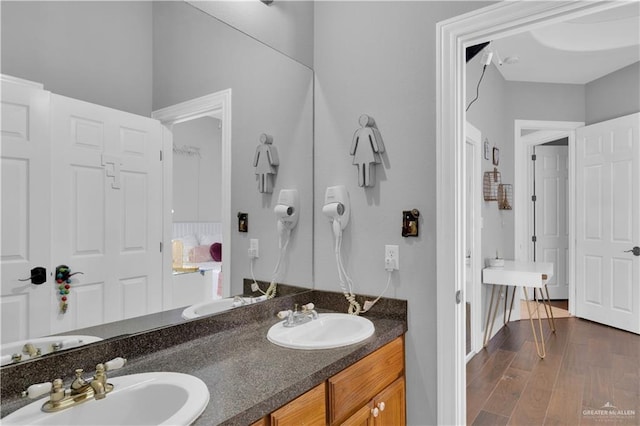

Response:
(182, 297), (237, 319)
(181, 295), (266, 319)
(1, 336), (103, 366)
(2, 372), (209, 425)
(267, 313), (375, 350)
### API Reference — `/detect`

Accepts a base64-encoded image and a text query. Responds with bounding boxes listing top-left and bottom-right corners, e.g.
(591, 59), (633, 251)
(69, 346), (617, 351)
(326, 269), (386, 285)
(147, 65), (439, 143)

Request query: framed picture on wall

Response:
(493, 147), (500, 166)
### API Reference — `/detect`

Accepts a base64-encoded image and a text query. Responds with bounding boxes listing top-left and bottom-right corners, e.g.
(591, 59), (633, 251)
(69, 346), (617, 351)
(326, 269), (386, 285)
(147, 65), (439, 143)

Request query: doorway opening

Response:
(436, 2), (627, 424)
(513, 120), (583, 320)
(152, 89), (232, 307)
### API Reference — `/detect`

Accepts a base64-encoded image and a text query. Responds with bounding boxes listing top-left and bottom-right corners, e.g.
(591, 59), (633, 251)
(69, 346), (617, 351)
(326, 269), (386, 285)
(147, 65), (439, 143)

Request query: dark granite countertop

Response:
(116, 314), (404, 425)
(1, 289), (406, 425)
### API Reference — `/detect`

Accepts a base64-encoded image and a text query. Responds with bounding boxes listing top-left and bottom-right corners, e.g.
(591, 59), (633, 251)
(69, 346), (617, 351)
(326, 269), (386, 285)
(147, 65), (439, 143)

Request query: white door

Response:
(50, 94), (163, 334)
(534, 145), (569, 299)
(1, 80), (52, 342)
(575, 113), (640, 334)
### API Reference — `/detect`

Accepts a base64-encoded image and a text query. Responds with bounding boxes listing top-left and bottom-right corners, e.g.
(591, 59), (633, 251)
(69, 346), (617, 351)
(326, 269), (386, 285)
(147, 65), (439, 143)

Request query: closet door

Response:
(50, 95), (163, 333)
(534, 145), (569, 300)
(0, 80), (52, 342)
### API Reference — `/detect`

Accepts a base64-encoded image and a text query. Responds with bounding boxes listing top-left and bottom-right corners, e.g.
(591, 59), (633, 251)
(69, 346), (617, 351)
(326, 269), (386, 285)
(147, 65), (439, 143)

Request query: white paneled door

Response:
(50, 95), (163, 334)
(575, 113), (640, 334)
(1, 80), (52, 343)
(534, 145), (569, 299)
(1, 80), (163, 341)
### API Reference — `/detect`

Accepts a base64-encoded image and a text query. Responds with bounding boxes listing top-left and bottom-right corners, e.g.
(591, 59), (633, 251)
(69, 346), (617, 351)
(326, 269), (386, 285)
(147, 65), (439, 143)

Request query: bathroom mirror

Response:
(0, 1), (313, 365)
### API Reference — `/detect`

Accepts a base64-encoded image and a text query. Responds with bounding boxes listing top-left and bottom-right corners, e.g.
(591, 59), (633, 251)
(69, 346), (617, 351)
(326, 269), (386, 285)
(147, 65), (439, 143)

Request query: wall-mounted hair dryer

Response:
(322, 185), (350, 237)
(274, 189), (299, 230)
(274, 189), (299, 249)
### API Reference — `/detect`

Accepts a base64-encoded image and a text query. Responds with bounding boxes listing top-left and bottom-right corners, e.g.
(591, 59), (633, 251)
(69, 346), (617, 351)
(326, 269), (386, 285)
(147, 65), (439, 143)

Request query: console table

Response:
(482, 261), (556, 358)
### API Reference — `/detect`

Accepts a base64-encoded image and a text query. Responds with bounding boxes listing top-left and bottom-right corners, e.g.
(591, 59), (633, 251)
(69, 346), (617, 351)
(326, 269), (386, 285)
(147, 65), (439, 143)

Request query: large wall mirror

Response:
(0, 0), (313, 365)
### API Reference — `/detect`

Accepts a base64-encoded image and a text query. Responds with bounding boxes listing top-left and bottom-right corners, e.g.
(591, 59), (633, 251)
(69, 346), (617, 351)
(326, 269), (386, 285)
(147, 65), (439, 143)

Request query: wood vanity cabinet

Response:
(252, 336), (405, 426)
(328, 337), (405, 425)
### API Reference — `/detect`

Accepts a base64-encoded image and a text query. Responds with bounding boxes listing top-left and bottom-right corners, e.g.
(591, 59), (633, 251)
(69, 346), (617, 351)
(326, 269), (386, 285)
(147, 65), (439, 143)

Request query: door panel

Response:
(535, 145), (568, 299)
(1, 81), (52, 342)
(50, 94), (162, 333)
(575, 113), (639, 334)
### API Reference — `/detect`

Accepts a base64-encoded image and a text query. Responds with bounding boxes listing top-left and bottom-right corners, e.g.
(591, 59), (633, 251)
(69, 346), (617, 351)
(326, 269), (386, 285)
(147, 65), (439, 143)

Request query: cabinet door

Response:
(373, 377), (405, 426)
(270, 383), (326, 426)
(341, 403), (374, 426)
(250, 417), (268, 426)
(329, 337), (404, 424)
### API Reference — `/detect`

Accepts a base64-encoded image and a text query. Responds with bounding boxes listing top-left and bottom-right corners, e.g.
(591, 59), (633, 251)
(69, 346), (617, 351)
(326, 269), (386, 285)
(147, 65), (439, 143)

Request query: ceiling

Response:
(490, 2), (640, 85)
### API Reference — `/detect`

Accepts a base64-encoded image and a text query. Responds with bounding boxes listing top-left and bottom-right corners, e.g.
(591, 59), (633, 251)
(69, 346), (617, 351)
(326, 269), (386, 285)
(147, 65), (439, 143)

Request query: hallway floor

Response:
(467, 317), (640, 425)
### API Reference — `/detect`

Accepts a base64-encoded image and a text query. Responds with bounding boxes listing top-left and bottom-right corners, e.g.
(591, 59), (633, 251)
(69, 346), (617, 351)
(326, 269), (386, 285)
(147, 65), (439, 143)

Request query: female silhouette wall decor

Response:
(350, 114), (385, 187)
(253, 133), (279, 193)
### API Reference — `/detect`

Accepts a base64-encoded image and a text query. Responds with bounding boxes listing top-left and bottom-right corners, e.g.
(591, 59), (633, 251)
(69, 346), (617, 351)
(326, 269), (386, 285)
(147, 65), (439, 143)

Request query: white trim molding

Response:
(1, 74), (44, 89)
(152, 89), (232, 300)
(436, 2), (624, 424)
(465, 121), (484, 357)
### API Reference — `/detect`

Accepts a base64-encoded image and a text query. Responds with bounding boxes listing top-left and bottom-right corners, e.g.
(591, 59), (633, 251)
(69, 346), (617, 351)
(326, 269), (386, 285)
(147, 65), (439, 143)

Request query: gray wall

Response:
(1, 1), (153, 116)
(153, 1), (314, 295)
(586, 61), (640, 125)
(172, 117), (222, 222)
(466, 57), (510, 263)
(187, 0), (314, 69)
(313, 2), (492, 424)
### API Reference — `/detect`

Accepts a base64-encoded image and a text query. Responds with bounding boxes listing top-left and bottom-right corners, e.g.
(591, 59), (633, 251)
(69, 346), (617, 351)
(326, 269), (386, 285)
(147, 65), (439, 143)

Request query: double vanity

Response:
(0, 287), (407, 425)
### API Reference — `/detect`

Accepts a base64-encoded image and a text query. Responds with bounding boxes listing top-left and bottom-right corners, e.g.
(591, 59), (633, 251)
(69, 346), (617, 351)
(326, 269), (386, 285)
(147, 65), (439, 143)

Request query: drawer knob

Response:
(372, 407), (380, 417)
(377, 401), (386, 412)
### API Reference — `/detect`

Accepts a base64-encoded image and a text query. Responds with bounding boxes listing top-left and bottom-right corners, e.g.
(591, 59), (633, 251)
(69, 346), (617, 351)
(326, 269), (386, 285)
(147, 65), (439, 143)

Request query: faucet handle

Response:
(104, 357), (126, 371)
(22, 381), (52, 399)
(302, 303), (315, 310)
(277, 310), (292, 319)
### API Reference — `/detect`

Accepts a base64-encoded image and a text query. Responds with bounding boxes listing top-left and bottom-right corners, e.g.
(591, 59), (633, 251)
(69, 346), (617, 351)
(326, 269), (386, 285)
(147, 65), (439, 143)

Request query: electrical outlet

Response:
(248, 238), (259, 259)
(385, 245), (399, 271)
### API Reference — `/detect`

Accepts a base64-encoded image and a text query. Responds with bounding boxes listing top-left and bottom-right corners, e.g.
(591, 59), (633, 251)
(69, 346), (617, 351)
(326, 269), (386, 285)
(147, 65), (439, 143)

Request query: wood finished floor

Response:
(467, 317), (640, 425)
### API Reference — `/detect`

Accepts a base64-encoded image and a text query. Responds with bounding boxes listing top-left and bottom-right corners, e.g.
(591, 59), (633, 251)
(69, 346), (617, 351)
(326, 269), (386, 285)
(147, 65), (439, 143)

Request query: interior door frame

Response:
(436, 2), (625, 424)
(152, 89), (232, 305)
(465, 121), (483, 359)
(514, 120), (583, 316)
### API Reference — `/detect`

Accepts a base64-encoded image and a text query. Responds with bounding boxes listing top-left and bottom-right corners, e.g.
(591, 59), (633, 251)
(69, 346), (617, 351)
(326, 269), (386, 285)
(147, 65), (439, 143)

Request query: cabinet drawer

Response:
(270, 382), (326, 426)
(328, 337), (404, 424)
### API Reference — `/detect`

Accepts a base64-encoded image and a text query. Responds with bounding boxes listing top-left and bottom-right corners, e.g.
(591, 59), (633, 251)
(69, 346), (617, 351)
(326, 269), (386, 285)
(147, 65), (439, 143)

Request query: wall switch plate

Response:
(249, 238), (259, 259)
(385, 245), (399, 271)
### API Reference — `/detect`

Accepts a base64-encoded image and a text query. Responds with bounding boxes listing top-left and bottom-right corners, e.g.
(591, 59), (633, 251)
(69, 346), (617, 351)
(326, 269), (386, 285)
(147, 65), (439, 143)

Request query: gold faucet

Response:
(22, 343), (41, 358)
(37, 358), (126, 413)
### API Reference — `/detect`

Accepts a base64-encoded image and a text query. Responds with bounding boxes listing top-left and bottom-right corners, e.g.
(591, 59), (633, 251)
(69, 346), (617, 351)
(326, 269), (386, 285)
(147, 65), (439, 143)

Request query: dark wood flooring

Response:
(467, 317), (640, 425)
(548, 300), (568, 311)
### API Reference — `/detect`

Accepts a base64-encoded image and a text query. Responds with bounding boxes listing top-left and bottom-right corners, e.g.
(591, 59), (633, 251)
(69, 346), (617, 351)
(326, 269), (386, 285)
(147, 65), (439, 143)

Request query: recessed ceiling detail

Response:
(489, 3), (640, 85)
